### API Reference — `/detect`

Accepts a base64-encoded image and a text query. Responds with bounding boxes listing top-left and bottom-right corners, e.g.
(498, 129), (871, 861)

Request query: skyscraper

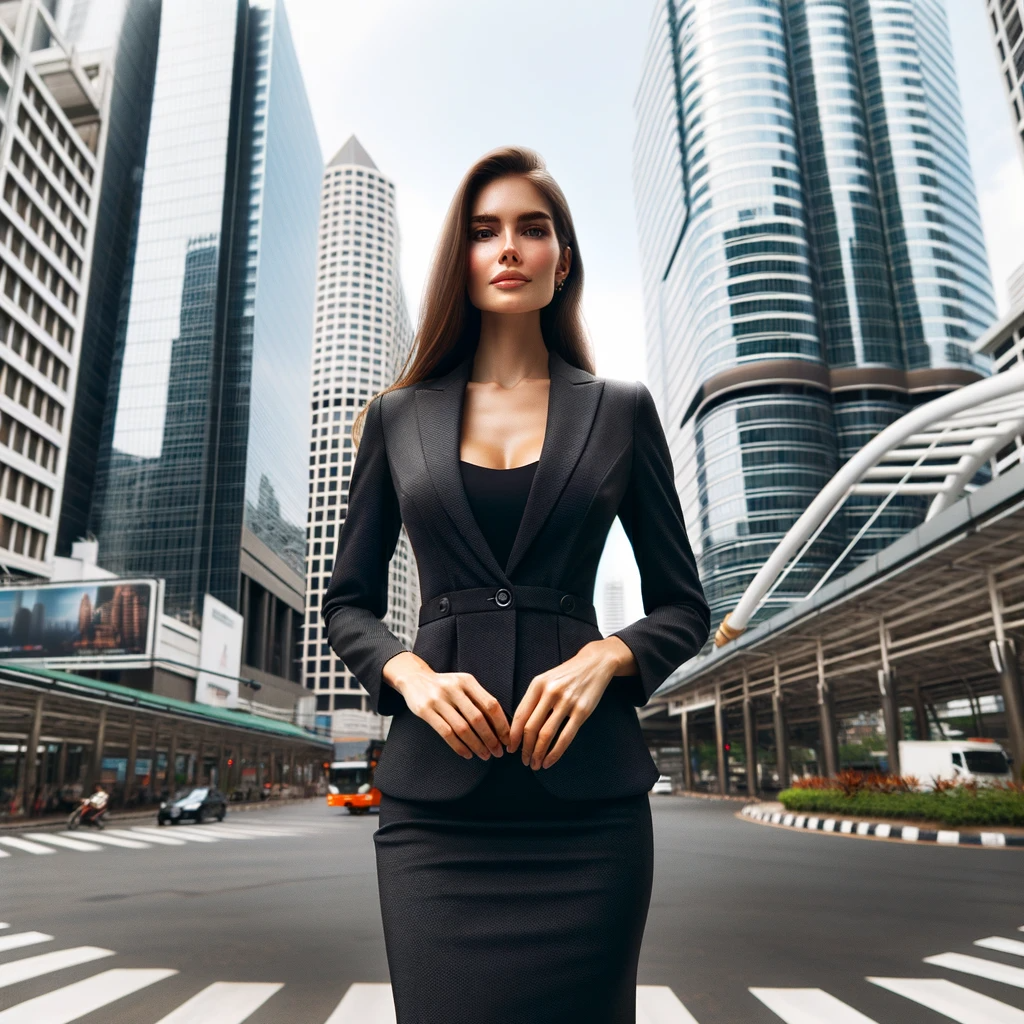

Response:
(0, 0), (154, 582)
(85, 0), (321, 692)
(986, 0), (1024, 171)
(304, 136), (419, 725)
(633, 0), (997, 624)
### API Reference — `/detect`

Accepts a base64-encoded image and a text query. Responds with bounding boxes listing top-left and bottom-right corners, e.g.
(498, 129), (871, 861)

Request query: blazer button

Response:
(494, 588), (512, 608)
(560, 594), (576, 613)
(438, 596), (450, 614)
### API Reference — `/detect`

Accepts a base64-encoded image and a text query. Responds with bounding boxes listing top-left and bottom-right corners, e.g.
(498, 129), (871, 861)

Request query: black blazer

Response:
(321, 346), (710, 801)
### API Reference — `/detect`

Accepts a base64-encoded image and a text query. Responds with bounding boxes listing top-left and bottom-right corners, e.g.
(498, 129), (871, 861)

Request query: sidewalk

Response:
(0, 795), (323, 834)
(741, 799), (1024, 847)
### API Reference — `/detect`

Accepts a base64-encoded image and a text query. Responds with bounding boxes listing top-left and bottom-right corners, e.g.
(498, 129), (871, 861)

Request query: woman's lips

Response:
(492, 279), (529, 288)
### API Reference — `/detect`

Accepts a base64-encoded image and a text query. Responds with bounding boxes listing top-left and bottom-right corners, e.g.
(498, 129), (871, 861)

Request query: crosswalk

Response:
(0, 917), (1022, 1020)
(0, 818), (332, 862)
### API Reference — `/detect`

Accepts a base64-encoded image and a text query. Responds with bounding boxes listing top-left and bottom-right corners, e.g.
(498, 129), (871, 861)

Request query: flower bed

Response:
(777, 770), (1024, 827)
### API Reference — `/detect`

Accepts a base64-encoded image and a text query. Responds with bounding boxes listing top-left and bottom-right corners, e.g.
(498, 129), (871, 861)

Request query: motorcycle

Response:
(67, 800), (108, 831)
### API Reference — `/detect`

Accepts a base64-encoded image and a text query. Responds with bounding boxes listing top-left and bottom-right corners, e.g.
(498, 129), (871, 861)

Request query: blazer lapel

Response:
(414, 346), (604, 582)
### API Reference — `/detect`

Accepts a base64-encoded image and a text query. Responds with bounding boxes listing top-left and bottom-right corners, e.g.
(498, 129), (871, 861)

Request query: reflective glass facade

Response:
(90, 0), (320, 623)
(633, 0), (998, 624)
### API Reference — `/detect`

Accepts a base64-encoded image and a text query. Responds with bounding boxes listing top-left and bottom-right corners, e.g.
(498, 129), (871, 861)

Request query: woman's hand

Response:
(507, 636), (637, 770)
(382, 651), (510, 760)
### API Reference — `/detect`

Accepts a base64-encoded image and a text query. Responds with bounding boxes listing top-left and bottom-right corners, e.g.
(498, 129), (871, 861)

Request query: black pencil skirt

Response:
(373, 751), (654, 1024)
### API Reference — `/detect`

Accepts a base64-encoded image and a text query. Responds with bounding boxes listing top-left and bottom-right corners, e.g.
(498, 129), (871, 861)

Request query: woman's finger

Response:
(540, 711), (585, 769)
(520, 690), (556, 766)
(462, 676), (511, 747)
(422, 708), (474, 759)
(435, 701), (491, 760)
(530, 703), (569, 770)
(451, 687), (503, 756)
(508, 680), (543, 753)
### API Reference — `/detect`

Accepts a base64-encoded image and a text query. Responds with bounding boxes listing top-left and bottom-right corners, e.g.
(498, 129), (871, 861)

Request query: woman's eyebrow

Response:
(469, 211), (553, 225)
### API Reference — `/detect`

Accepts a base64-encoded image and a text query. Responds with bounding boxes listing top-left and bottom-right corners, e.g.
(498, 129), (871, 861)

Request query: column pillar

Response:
(680, 709), (693, 792)
(218, 735), (229, 790)
(260, 589), (271, 673)
(56, 741), (68, 791)
(742, 669), (757, 798)
(86, 706), (107, 790)
(123, 713), (139, 807)
(21, 695), (43, 816)
(772, 659), (790, 791)
(282, 607), (295, 683)
(816, 639), (838, 778)
(166, 725), (179, 797)
(912, 686), (929, 740)
(989, 572), (1024, 779)
(714, 683), (727, 796)
(878, 619), (901, 776)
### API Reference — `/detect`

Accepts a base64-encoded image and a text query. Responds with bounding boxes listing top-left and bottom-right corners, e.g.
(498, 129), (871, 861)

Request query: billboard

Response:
(195, 593), (244, 708)
(0, 580), (159, 662)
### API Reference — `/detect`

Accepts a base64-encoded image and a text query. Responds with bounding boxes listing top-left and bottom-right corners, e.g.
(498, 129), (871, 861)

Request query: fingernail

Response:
(493, 748), (503, 757)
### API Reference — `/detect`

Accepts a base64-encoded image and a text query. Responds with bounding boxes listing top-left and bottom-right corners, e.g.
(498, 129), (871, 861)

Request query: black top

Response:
(458, 459), (538, 571)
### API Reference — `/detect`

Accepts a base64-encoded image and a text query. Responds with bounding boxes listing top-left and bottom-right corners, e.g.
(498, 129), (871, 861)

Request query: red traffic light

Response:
(723, 742), (731, 752)
(227, 758), (234, 766)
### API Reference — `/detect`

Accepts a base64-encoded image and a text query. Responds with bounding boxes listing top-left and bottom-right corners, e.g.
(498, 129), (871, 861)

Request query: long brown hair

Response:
(352, 145), (593, 446)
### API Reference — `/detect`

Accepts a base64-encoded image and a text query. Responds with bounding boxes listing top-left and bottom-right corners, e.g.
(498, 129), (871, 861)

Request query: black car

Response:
(157, 787), (227, 826)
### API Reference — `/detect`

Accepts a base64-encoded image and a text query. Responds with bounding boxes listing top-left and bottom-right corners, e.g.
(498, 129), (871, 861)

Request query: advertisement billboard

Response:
(195, 593), (244, 708)
(0, 579), (159, 662)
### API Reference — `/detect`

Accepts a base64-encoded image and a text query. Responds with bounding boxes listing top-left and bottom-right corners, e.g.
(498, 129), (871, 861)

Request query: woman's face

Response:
(466, 175), (571, 314)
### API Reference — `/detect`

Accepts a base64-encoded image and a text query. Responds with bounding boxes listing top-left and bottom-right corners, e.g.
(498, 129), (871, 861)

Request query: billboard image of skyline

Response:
(0, 582), (156, 660)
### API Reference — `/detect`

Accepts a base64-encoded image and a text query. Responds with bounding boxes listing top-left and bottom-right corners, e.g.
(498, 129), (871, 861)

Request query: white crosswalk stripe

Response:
(130, 826), (220, 843)
(924, 952), (1024, 989)
(0, 837), (55, 855)
(976, 936), (1024, 958)
(0, 931), (52, 954)
(57, 830), (150, 849)
(636, 984), (702, 1023)
(23, 833), (102, 852)
(153, 981), (284, 1023)
(749, 987), (880, 1022)
(0, 967), (177, 1023)
(101, 828), (186, 846)
(0, 946), (114, 989)
(322, 983), (396, 1023)
(869, 977), (1024, 1023)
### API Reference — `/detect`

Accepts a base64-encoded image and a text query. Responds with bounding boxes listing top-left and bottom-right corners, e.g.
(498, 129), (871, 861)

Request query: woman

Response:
(322, 146), (710, 1024)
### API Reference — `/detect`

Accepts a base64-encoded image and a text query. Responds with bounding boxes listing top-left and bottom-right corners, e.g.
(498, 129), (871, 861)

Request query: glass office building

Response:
(89, 0), (321, 688)
(633, 0), (997, 624)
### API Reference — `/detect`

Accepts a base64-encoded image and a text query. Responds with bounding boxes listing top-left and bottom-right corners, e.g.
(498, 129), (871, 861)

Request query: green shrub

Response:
(777, 787), (1024, 827)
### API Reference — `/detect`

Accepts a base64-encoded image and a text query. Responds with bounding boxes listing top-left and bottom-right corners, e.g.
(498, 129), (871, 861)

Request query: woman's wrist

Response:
(585, 636), (637, 678)
(381, 650), (431, 695)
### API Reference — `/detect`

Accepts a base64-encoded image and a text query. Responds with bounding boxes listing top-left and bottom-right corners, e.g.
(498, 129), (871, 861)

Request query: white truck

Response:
(897, 739), (1013, 790)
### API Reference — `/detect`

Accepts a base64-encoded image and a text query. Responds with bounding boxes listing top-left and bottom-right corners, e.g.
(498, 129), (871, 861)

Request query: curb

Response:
(740, 804), (1024, 847)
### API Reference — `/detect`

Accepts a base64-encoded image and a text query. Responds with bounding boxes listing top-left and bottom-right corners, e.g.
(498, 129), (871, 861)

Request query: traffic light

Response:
(723, 742), (731, 753)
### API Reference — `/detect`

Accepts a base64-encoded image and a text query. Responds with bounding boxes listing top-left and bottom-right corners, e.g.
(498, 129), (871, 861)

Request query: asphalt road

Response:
(0, 796), (1022, 1023)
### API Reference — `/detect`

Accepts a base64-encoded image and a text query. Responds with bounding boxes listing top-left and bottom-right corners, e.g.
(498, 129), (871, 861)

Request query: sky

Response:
(282, 0), (1024, 631)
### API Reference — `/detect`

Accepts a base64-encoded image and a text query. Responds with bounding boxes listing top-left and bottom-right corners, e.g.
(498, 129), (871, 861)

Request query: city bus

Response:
(325, 741), (384, 815)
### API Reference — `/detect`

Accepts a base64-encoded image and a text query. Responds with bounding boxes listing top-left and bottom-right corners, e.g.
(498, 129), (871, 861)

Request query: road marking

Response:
(24, 833), (102, 852)
(0, 967), (176, 1023)
(57, 831), (149, 850)
(0, 946), (114, 989)
(0, 849), (9, 858)
(749, 987), (879, 1022)
(190, 827), (253, 840)
(323, 983), (397, 1023)
(869, 977), (1024, 1023)
(636, 984), (702, 1023)
(924, 952), (1024, 989)
(208, 826), (297, 837)
(153, 981), (284, 1023)
(975, 936), (1024, 958)
(130, 827), (219, 843)
(0, 932), (52, 954)
(101, 828), (186, 846)
(0, 837), (55, 855)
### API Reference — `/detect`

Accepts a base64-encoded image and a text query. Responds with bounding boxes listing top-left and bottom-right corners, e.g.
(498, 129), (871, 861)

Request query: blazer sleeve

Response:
(608, 380), (711, 706)
(321, 393), (410, 717)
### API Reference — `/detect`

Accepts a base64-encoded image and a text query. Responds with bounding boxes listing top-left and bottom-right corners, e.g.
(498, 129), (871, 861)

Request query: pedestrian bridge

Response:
(649, 305), (1024, 793)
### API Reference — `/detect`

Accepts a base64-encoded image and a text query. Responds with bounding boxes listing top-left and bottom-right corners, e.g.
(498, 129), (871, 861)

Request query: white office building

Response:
(303, 135), (419, 732)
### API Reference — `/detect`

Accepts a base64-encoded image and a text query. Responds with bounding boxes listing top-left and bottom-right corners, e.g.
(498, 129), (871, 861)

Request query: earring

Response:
(555, 278), (565, 292)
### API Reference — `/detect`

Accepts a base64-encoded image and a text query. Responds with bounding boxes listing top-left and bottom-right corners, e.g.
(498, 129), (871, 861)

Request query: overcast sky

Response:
(283, 0), (1024, 630)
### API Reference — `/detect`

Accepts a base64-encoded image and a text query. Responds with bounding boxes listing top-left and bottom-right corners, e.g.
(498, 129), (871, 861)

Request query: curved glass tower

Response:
(633, 0), (997, 624)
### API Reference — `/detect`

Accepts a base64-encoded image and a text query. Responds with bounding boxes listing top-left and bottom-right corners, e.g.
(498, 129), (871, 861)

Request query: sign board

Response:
(195, 593), (244, 708)
(0, 579), (159, 664)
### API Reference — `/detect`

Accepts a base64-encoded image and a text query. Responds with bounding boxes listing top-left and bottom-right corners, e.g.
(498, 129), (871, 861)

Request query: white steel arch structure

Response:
(714, 361), (1024, 647)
